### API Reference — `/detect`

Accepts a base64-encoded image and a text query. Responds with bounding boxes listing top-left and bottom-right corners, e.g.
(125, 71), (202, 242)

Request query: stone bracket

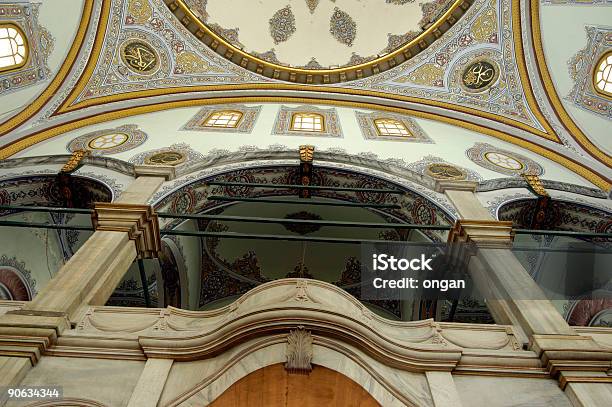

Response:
(558, 372), (612, 390)
(91, 203), (162, 259)
(447, 219), (514, 248)
(134, 165), (176, 181)
(530, 334), (612, 387)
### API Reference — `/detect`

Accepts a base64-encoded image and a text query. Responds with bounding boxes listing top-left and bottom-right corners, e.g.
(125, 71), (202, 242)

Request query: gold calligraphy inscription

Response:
(122, 41), (158, 73)
(462, 60), (498, 92)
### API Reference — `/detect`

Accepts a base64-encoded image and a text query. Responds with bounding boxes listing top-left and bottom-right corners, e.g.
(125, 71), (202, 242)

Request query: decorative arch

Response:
(153, 163), (454, 317)
(0, 174), (113, 212)
(497, 198), (611, 234)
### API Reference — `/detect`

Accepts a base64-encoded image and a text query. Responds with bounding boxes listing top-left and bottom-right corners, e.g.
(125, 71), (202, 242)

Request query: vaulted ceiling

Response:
(0, 0), (610, 190)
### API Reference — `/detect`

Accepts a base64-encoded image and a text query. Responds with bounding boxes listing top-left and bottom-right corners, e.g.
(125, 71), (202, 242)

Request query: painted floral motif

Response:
(269, 6), (296, 45)
(396, 64), (445, 87)
(567, 26), (612, 119)
(175, 51), (223, 74)
(329, 7), (357, 47)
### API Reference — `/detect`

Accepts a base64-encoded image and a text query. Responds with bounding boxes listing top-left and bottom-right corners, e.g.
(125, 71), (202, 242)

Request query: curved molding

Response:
(3, 94), (608, 191)
(122, 279), (530, 371)
(0, 155), (135, 177)
(150, 154), (459, 221)
(25, 399), (107, 407)
(165, 0), (474, 85)
(162, 338), (430, 407)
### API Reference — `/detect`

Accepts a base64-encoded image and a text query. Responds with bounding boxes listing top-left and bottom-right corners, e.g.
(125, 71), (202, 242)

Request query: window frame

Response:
(592, 51), (612, 99)
(0, 23), (29, 74)
(373, 118), (412, 138)
(289, 112), (325, 132)
(202, 110), (244, 129)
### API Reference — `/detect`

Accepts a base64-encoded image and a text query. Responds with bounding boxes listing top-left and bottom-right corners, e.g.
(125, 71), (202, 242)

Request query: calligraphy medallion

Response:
(461, 59), (499, 93)
(120, 40), (159, 74)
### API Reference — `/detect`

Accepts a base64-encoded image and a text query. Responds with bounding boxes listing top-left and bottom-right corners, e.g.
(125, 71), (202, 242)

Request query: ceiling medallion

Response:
(484, 152), (523, 171)
(461, 59), (499, 93)
(144, 151), (187, 166)
(67, 125), (148, 155)
(284, 212), (323, 235)
(120, 40), (160, 74)
(426, 163), (467, 180)
(169, 0), (475, 84)
(467, 143), (543, 177)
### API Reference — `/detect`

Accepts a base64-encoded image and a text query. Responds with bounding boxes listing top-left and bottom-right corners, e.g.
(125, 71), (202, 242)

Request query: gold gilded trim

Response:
(2, 96), (610, 190)
(168, 0), (473, 84)
(53, 0), (558, 147)
(0, 0), (96, 136)
(510, 2), (558, 141)
(529, 0), (612, 166)
(57, 0), (111, 114)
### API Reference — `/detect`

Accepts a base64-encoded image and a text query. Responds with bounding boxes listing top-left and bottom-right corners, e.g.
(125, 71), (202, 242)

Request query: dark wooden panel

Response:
(210, 363), (380, 407)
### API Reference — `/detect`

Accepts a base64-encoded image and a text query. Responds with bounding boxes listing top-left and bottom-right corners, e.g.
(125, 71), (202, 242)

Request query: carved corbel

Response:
(530, 334), (612, 389)
(91, 203), (162, 259)
(285, 326), (313, 374)
(134, 165), (176, 181)
(447, 219), (514, 248)
(446, 219), (514, 270)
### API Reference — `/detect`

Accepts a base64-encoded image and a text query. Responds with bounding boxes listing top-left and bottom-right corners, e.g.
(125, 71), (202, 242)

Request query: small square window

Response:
(290, 113), (324, 132)
(203, 110), (243, 128)
(374, 118), (411, 137)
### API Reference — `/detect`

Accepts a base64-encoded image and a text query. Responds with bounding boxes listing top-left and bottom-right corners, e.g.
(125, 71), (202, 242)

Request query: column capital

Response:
(91, 203), (162, 259)
(530, 334), (612, 389)
(434, 180), (478, 193)
(447, 219), (514, 248)
(134, 165), (176, 181)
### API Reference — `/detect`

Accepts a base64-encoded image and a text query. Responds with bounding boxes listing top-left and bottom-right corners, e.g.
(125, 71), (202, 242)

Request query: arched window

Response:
(203, 110), (243, 128)
(0, 24), (28, 72)
(593, 51), (612, 98)
(374, 118), (411, 137)
(290, 113), (324, 132)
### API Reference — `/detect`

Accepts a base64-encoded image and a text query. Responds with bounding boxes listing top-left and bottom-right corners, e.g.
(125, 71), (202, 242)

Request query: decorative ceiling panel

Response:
(70, 0), (266, 107)
(171, 0), (471, 83)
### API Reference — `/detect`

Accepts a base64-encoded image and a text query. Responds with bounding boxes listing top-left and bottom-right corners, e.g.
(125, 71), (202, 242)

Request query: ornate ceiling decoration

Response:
(169, 0), (473, 83)
(0, 0), (609, 192)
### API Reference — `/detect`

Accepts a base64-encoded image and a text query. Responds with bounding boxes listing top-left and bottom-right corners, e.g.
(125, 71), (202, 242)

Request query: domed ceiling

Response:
(174, 0), (468, 83)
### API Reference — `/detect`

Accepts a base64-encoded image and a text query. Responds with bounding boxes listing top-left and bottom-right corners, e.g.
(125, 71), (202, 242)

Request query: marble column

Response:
(127, 358), (173, 407)
(437, 180), (612, 407)
(0, 167), (174, 393)
(426, 371), (463, 407)
(437, 180), (573, 339)
(22, 171), (171, 319)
